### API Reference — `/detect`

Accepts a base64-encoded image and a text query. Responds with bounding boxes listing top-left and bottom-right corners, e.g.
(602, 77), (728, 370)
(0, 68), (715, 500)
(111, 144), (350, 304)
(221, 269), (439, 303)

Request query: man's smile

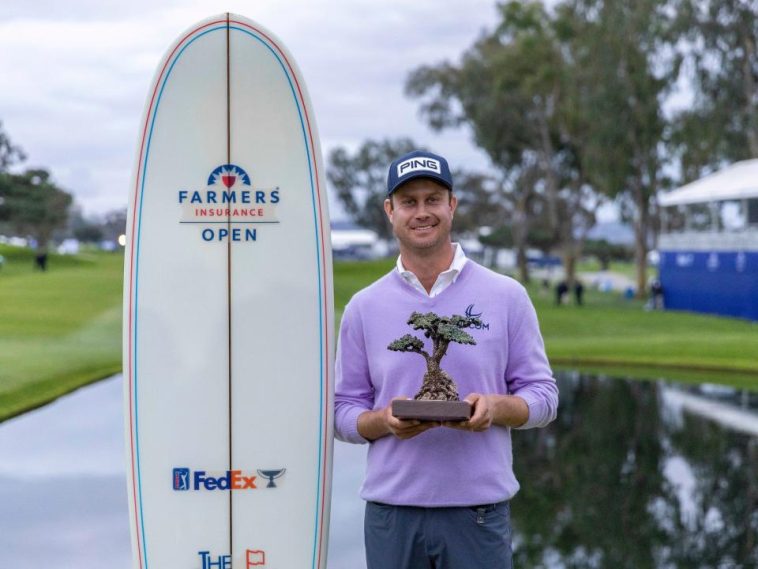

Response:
(410, 221), (438, 232)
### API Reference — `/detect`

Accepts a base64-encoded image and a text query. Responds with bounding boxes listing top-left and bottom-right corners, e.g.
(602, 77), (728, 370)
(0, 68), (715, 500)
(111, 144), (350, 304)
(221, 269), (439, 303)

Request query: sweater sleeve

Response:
(334, 300), (372, 444)
(505, 286), (559, 430)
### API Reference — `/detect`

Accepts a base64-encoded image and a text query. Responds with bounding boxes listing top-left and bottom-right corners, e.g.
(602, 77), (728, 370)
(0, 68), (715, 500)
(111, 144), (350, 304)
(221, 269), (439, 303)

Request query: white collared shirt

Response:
(396, 243), (468, 297)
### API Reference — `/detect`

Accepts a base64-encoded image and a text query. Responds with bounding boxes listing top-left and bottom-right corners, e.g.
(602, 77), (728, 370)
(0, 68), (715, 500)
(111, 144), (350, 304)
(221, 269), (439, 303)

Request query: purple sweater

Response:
(334, 261), (558, 507)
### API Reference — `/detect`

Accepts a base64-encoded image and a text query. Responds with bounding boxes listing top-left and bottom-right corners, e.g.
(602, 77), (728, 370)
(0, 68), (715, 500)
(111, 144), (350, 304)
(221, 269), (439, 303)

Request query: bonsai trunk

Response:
(414, 360), (460, 401)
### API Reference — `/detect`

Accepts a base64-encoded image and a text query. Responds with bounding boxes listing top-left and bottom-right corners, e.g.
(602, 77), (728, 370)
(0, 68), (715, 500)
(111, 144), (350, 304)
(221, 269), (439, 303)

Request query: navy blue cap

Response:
(387, 150), (453, 196)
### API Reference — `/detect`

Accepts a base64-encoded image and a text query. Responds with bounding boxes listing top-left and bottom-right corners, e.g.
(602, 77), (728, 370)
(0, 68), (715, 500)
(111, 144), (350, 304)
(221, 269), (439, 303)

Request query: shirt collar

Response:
(396, 242), (468, 280)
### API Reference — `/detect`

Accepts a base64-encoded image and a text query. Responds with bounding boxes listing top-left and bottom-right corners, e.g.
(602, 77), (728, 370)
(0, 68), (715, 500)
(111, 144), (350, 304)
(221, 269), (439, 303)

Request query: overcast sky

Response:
(0, 0), (513, 220)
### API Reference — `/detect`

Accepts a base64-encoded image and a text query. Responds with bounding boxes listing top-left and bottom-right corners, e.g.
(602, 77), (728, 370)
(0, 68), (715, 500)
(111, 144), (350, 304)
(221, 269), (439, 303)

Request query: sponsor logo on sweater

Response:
(465, 304), (490, 330)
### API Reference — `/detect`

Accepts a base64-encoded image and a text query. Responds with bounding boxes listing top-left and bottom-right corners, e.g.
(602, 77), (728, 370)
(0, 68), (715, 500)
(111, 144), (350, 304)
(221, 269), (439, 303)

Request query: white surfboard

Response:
(123, 14), (334, 569)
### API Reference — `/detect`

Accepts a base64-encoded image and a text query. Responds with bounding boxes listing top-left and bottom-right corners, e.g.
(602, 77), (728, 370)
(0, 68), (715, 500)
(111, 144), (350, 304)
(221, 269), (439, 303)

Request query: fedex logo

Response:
(397, 157), (441, 177)
(173, 468), (257, 491)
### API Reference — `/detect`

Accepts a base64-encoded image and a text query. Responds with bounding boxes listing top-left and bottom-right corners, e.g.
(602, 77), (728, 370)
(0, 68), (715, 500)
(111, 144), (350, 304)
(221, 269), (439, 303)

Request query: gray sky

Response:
(0, 0), (502, 218)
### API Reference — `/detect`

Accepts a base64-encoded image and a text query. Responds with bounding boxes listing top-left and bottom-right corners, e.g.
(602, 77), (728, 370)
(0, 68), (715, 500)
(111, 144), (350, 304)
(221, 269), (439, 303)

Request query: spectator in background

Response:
(34, 250), (48, 271)
(574, 281), (584, 306)
(555, 281), (568, 306)
(649, 279), (664, 310)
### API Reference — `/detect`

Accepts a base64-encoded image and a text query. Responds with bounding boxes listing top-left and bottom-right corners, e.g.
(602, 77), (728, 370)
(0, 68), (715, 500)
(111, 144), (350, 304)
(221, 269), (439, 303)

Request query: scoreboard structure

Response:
(659, 160), (758, 321)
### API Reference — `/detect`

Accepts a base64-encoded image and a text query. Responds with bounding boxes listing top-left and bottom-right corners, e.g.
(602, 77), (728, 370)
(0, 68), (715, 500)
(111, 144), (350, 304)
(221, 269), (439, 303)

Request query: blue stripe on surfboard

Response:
(135, 25), (226, 568)
(134, 23), (327, 567)
(229, 26), (327, 569)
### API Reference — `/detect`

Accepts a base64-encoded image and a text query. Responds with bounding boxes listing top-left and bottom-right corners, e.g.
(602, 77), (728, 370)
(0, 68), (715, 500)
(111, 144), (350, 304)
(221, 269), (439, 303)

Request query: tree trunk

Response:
(432, 339), (449, 365)
(35, 228), (53, 254)
(634, 188), (649, 299)
(513, 196), (530, 283)
(536, 105), (559, 230)
(415, 359), (460, 401)
(562, 247), (577, 287)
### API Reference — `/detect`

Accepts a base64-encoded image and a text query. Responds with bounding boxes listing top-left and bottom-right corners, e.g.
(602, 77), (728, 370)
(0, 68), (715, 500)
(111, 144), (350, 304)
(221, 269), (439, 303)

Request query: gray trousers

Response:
(364, 501), (513, 569)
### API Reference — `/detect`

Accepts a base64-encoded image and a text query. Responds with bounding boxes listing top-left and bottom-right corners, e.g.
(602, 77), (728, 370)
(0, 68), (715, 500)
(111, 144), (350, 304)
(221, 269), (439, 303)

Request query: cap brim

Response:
(388, 173), (453, 195)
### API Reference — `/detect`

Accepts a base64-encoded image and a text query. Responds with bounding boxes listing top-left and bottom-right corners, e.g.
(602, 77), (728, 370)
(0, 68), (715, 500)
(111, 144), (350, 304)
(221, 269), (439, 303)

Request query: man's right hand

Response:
(357, 398), (440, 441)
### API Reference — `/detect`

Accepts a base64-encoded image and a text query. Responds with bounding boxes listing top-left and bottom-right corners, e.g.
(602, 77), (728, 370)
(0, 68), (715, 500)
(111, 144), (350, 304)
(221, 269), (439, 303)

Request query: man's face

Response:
(384, 178), (457, 254)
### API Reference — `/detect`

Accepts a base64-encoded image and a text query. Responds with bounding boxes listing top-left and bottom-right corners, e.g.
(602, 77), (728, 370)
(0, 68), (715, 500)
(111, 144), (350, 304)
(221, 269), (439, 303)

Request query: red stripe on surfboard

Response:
(129, 18), (332, 568)
(230, 19), (332, 566)
(127, 18), (227, 569)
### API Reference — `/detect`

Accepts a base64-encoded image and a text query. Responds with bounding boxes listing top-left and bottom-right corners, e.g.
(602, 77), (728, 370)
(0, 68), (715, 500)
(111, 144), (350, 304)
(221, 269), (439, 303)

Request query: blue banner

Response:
(659, 250), (758, 321)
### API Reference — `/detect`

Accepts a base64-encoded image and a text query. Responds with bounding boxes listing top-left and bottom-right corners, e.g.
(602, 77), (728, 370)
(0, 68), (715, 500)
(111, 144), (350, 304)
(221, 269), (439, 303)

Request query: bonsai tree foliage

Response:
(388, 311), (481, 401)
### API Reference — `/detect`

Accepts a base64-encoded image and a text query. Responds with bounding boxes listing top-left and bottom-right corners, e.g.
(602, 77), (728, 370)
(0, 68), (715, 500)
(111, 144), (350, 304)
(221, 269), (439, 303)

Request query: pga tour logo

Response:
(397, 157), (441, 178)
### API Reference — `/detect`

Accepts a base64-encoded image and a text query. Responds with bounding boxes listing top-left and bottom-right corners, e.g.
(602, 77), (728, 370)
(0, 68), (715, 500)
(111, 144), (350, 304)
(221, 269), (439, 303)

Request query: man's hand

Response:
(443, 393), (493, 432)
(357, 397), (441, 441)
(385, 402), (441, 439)
(444, 393), (529, 431)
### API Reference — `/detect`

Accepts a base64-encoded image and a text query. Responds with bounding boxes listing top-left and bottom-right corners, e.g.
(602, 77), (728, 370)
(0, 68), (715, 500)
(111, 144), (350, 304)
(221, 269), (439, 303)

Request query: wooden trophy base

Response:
(392, 399), (472, 422)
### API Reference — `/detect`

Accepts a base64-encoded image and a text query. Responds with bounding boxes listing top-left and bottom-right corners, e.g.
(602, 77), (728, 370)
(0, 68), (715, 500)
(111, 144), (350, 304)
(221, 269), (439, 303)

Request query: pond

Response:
(0, 372), (756, 568)
(511, 372), (758, 568)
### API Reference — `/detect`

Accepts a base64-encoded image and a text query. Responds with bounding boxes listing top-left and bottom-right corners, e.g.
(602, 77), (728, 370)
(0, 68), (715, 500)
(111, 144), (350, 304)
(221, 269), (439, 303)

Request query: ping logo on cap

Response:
(397, 157), (441, 178)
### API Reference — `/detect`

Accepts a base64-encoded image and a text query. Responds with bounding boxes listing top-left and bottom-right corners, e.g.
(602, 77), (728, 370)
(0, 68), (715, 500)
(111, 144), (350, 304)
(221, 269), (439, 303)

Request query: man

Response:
(334, 149), (558, 568)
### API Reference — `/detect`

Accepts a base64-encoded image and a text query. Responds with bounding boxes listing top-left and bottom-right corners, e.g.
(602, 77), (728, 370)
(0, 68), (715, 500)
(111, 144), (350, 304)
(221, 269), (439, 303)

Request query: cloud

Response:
(0, 0), (496, 215)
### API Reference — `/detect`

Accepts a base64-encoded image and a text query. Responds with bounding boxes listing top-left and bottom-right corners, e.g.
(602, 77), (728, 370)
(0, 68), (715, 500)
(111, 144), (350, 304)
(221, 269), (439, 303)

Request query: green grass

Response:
(529, 285), (758, 379)
(334, 259), (758, 387)
(334, 258), (395, 322)
(0, 250), (756, 423)
(0, 245), (122, 421)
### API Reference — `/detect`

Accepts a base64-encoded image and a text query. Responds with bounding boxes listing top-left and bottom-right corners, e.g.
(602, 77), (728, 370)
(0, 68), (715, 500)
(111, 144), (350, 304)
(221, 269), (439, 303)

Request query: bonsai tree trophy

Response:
(388, 311), (481, 421)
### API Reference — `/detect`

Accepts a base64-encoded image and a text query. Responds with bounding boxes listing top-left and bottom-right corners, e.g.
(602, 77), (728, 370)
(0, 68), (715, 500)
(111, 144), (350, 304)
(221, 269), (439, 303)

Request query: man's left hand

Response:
(444, 393), (492, 432)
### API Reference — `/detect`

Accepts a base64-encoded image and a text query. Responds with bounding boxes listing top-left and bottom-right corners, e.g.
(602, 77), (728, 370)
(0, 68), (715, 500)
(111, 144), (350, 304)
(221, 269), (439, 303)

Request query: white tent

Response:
(659, 159), (758, 206)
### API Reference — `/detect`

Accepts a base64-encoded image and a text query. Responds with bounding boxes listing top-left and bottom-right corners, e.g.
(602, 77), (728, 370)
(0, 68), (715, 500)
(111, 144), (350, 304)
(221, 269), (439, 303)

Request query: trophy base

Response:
(392, 399), (472, 422)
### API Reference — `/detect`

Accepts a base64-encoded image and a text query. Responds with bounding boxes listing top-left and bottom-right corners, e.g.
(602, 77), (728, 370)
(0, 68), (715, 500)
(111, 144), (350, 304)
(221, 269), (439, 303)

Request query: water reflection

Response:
(0, 373), (755, 568)
(0, 376), (131, 567)
(512, 372), (758, 568)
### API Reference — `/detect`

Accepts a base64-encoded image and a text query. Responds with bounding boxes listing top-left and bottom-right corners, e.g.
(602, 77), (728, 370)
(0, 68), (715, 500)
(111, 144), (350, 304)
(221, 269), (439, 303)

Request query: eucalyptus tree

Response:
(406, 1), (603, 285)
(670, 0), (758, 179)
(559, 0), (679, 296)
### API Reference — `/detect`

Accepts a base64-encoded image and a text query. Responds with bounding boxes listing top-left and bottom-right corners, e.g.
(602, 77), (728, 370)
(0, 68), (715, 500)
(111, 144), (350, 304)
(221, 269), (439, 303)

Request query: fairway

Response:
(0, 245), (122, 421)
(335, 259), (758, 388)
(0, 250), (756, 422)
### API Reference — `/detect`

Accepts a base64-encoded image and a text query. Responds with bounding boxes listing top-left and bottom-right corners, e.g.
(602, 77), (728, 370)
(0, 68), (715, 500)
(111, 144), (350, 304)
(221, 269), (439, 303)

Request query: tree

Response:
(387, 311), (481, 401)
(671, 0), (758, 179)
(67, 206), (103, 243)
(406, 0), (603, 284)
(73, 223), (104, 243)
(561, 0), (678, 296)
(583, 239), (633, 270)
(448, 169), (508, 236)
(0, 121), (25, 172)
(100, 208), (127, 243)
(0, 169), (73, 250)
(327, 138), (419, 240)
